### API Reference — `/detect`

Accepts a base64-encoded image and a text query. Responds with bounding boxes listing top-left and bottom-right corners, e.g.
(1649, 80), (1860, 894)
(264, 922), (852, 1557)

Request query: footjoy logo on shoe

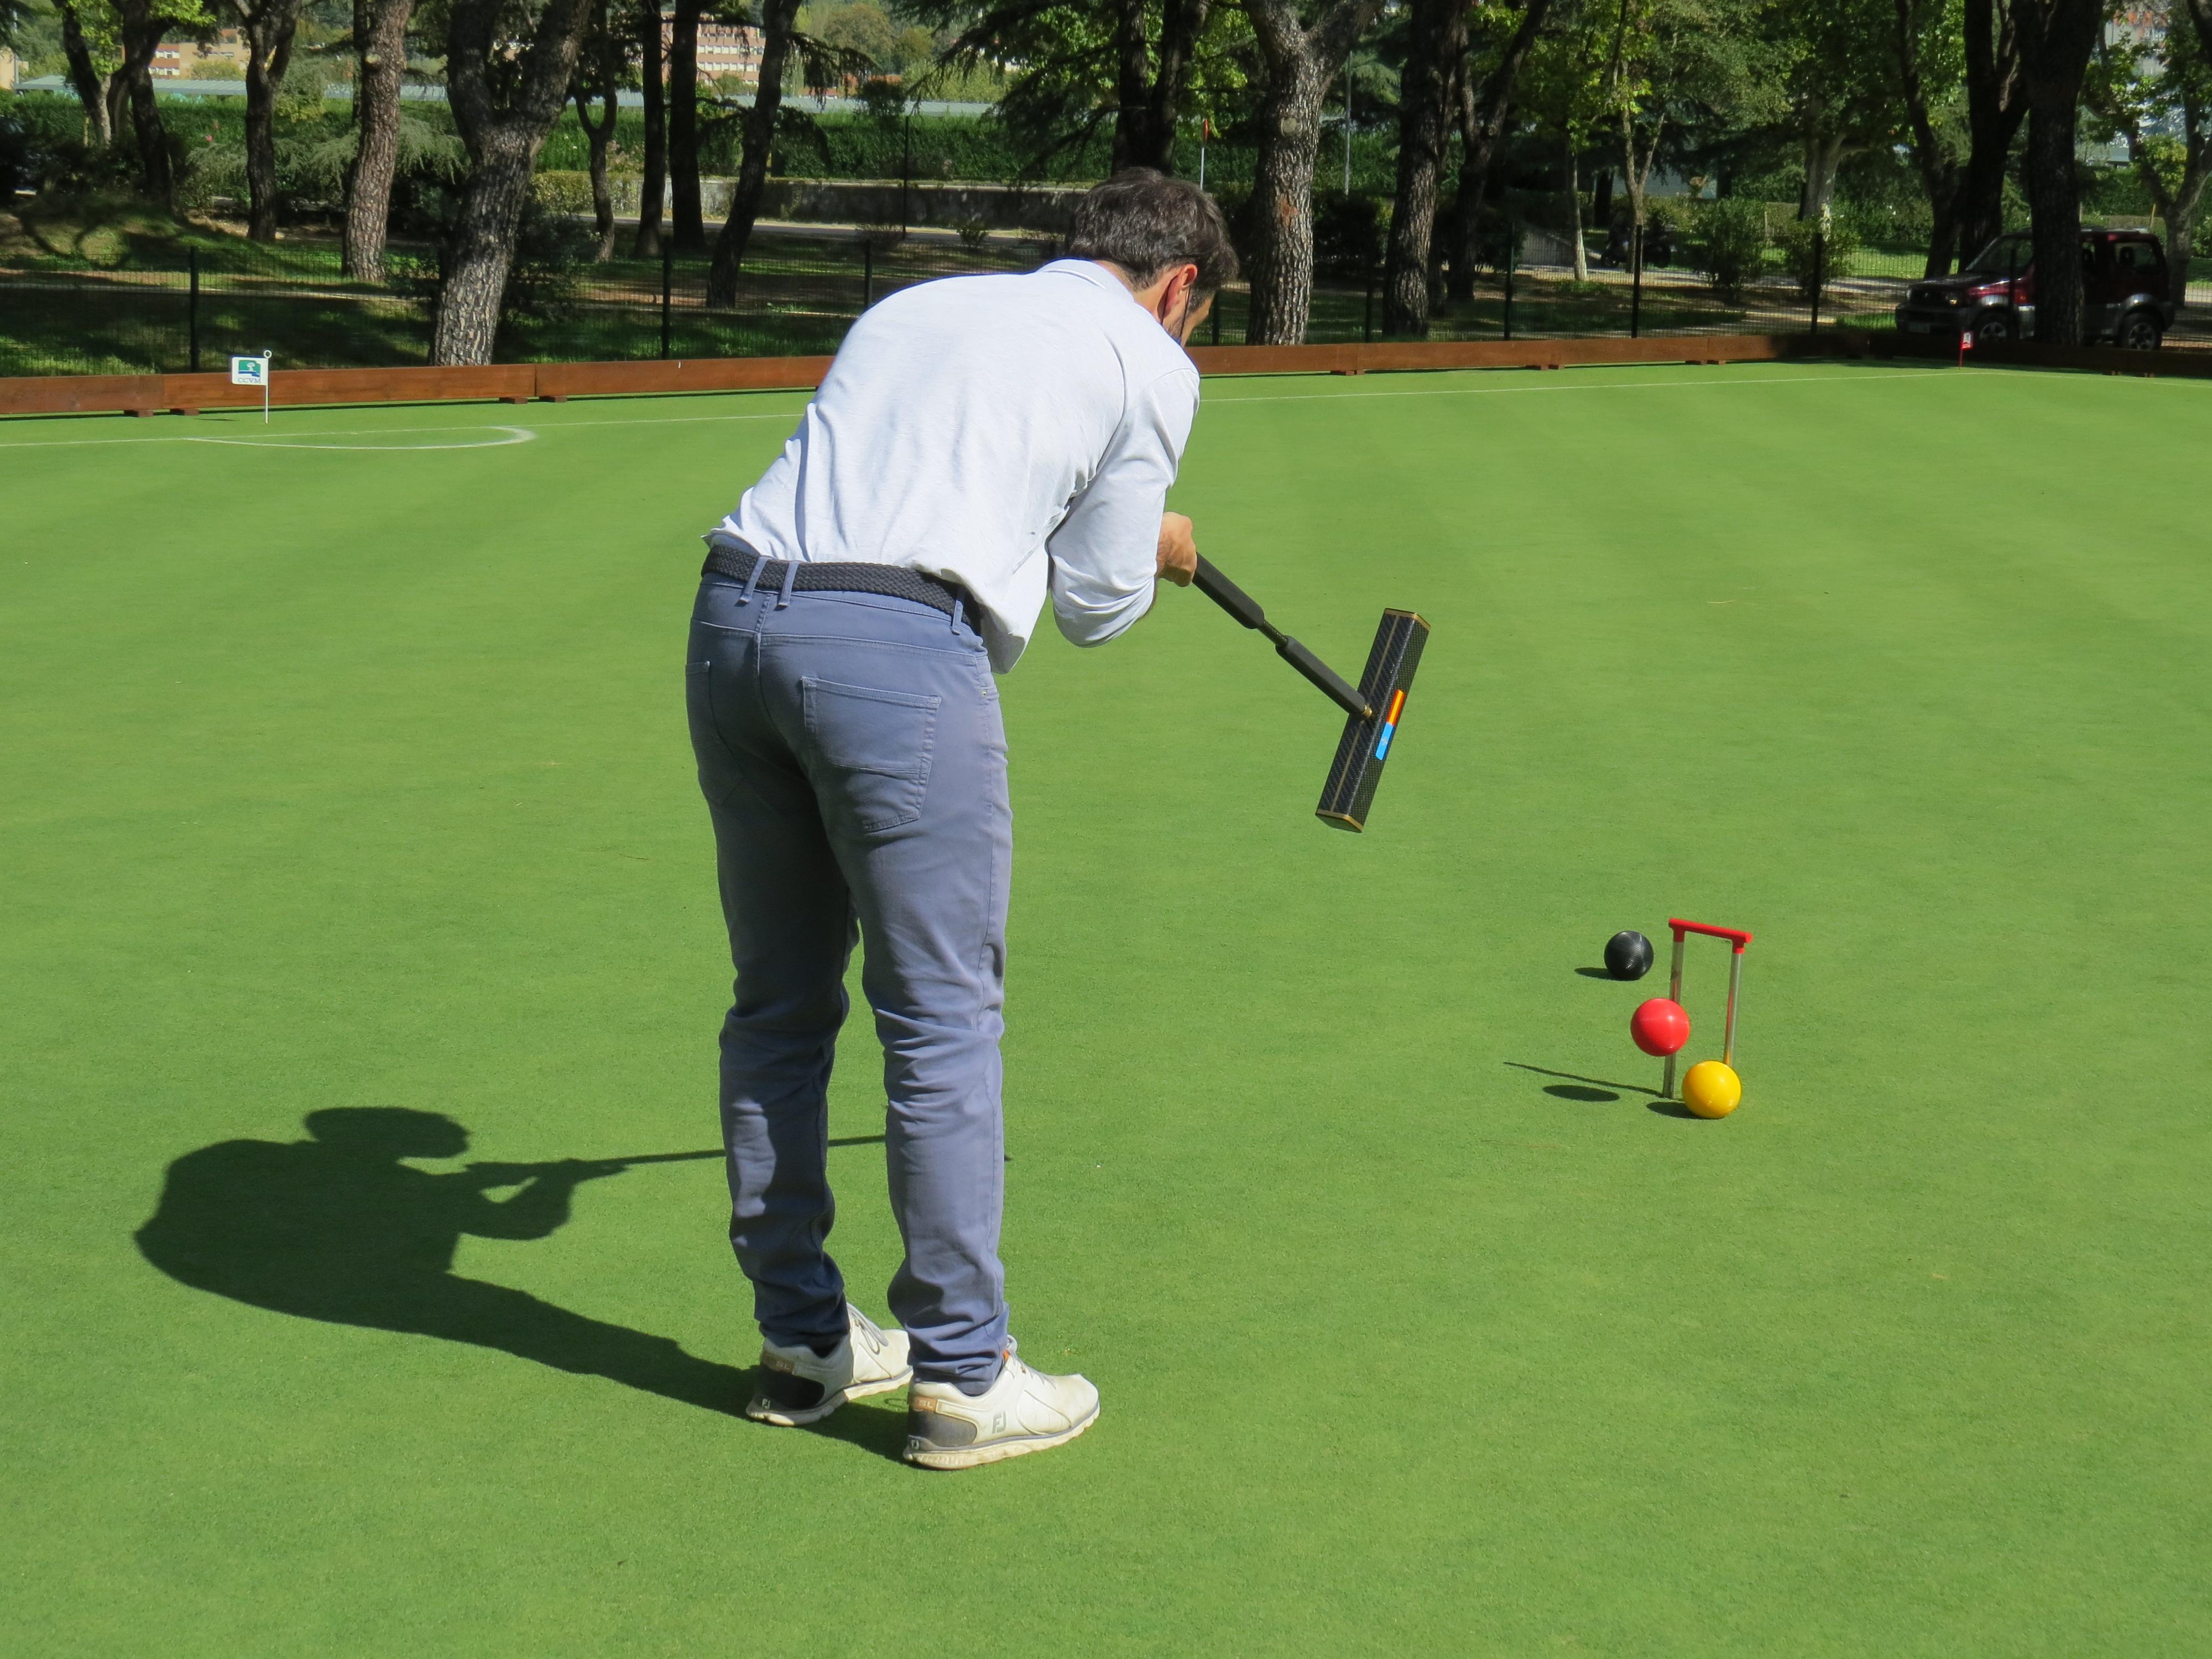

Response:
(992, 1411), (1007, 1432)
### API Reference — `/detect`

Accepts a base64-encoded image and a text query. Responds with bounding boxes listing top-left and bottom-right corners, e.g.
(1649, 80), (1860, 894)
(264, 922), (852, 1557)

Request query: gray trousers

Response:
(685, 571), (1011, 1389)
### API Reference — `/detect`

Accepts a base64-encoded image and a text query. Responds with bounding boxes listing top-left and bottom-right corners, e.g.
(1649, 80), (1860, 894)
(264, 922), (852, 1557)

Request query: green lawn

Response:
(5, 361), (2208, 1656)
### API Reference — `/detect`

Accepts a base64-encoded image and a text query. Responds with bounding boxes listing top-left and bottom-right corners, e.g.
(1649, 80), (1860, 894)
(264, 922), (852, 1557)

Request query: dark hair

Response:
(1067, 168), (1240, 295)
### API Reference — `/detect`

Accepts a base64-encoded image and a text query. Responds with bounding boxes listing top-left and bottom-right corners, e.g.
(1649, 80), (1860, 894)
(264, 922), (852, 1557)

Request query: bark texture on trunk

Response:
(434, 0), (596, 364)
(1111, 0), (1151, 172)
(1108, 0), (1211, 173)
(1566, 141), (1587, 279)
(2015, 0), (2104, 343)
(1381, 0), (1465, 335)
(113, 0), (174, 207)
(238, 0), (306, 242)
(668, 0), (706, 251)
(343, 0), (415, 278)
(56, 1), (114, 145)
(573, 0), (621, 261)
(1893, 0), (1963, 275)
(1957, 0), (2026, 263)
(1447, 0), (1552, 304)
(634, 1), (667, 258)
(1243, 0), (1380, 345)
(1143, 0), (1211, 172)
(706, 0), (798, 305)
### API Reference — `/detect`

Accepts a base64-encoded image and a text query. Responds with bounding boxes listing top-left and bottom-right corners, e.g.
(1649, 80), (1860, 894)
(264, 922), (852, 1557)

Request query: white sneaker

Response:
(746, 1305), (912, 1426)
(904, 1349), (1100, 1469)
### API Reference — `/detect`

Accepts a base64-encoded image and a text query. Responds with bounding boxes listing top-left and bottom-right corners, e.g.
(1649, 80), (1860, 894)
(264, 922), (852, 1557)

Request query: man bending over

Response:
(685, 169), (1236, 1469)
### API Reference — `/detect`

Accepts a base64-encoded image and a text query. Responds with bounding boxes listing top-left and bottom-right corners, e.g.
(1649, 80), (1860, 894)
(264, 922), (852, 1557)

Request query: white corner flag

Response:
(231, 352), (274, 422)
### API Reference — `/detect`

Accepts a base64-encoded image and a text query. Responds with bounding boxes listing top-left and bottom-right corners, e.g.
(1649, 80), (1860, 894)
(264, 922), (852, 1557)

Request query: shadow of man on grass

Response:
(134, 1107), (751, 1417)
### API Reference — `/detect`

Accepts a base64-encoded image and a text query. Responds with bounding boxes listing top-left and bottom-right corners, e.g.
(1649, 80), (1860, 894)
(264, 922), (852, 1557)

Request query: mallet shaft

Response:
(1193, 556), (1373, 720)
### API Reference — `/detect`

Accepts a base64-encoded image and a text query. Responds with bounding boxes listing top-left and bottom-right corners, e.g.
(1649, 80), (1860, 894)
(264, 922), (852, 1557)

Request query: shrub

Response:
(953, 214), (990, 249)
(1689, 197), (1768, 302)
(1777, 214), (1860, 300)
(531, 170), (597, 218)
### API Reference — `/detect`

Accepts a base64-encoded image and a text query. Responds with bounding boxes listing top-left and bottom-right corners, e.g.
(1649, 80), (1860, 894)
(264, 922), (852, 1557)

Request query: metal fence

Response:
(6, 221), (2209, 378)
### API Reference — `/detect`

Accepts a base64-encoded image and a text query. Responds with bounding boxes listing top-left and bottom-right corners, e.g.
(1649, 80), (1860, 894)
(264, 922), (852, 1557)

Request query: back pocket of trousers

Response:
(801, 676), (942, 833)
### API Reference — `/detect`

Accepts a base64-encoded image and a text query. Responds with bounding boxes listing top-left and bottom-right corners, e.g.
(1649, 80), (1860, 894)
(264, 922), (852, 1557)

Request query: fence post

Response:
(660, 238), (674, 360)
(188, 248), (201, 373)
(1809, 228), (1824, 335)
(1629, 222), (1642, 339)
(863, 237), (873, 309)
(1363, 262), (1375, 342)
(1210, 298), (1221, 346)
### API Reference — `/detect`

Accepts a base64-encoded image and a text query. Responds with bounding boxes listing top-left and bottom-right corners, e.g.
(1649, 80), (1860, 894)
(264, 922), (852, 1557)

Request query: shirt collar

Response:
(1045, 258), (1136, 299)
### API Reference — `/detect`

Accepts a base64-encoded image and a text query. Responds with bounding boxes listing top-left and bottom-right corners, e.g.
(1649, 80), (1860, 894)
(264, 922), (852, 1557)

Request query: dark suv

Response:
(1893, 229), (2174, 348)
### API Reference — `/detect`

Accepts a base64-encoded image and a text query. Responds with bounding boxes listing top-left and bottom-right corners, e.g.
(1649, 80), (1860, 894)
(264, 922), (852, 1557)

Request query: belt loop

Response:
(949, 597), (964, 635)
(735, 554), (768, 607)
(774, 557), (800, 610)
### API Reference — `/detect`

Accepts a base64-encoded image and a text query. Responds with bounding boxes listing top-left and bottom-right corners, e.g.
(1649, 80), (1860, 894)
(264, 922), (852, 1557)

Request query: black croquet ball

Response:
(1605, 930), (1655, 982)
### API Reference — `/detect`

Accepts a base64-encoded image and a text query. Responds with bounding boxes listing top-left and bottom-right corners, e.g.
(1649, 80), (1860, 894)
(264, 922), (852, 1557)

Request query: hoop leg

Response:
(1723, 951), (1743, 1068)
(1662, 932), (1686, 1097)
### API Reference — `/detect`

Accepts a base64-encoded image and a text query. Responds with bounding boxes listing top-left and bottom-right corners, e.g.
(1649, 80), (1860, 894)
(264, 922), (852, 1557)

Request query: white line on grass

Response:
(179, 424), (539, 451)
(0, 406), (811, 450)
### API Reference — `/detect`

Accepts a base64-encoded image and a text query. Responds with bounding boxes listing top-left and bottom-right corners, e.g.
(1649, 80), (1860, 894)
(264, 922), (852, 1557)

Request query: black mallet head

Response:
(1314, 609), (1430, 833)
(1192, 557), (1429, 833)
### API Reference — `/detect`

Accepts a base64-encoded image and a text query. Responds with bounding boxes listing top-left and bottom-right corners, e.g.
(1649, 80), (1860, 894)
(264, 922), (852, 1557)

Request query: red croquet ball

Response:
(1630, 998), (1691, 1057)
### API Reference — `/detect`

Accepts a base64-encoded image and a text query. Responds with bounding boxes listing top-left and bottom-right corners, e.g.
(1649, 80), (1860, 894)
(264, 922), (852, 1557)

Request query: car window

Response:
(1963, 236), (2033, 275)
(2115, 240), (2162, 273)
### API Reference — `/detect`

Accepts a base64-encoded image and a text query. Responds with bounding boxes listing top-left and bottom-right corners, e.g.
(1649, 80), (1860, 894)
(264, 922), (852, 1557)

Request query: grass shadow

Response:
(1645, 1098), (1705, 1120)
(1505, 1061), (1663, 1099)
(1573, 966), (1621, 979)
(133, 1107), (908, 1464)
(1544, 1083), (1620, 1102)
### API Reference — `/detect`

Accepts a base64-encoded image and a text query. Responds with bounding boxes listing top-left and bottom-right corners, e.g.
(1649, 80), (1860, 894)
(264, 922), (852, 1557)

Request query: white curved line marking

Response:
(181, 425), (538, 451)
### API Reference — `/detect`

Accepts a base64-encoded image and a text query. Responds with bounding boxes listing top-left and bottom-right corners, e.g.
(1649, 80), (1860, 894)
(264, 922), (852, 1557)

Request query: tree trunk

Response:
(431, 144), (539, 364)
(2185, 0), (2212, 68)
(1244, 0), (1381, 346)
(1801, 131), (1847, 221)
(55, 1), (113, 146)
(1957, 0), (2026, 262)
(239, 0), (305, 243)
(1924, 196), (1960, 280)
(706, 0), (797, 305)
(1892, 0), (1962, 276)
(112, 0), (174, 208)
(1566, 139), (1587, 279)
(1112, 0), (1151, 171)
(1141, 0), (1212, 173)
(343, 0), (415, 278)
(435, 0), (597, 364)
(2020, 90), (2082, 341)
(635, 2), (667, 258)
(573, 0), (621, 262)
(1446, 0), (1552, 304)
(668, 0), (705, 251)
(1381, 0), (1464, 335)
(2015, 0), (2104, 343)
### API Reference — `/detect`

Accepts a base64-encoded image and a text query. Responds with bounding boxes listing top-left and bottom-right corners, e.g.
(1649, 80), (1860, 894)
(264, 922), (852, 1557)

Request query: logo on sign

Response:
(230, 355), (270, 386)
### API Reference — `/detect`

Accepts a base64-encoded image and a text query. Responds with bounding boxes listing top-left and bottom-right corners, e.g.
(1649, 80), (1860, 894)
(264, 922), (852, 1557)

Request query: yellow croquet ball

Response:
(1681, 1061), (1743, 1119)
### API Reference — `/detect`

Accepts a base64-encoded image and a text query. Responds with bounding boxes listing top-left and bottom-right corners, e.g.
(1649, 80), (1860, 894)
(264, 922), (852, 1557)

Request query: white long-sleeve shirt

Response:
(714, 258), (1201, 673)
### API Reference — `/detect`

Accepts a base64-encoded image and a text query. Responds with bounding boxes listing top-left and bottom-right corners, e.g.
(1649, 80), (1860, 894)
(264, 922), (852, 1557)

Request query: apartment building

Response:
(152, 30), (249, 77)
(666, 18), (763, 85)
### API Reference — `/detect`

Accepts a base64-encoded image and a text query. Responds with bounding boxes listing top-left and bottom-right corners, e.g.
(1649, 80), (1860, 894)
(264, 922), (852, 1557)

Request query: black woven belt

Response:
(701, 538), (979, 623)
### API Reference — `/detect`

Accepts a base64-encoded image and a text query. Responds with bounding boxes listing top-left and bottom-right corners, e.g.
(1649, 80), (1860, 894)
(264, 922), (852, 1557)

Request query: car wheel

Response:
(2116, 309), (2164, 350)
(1970, 310), (2015, 346)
